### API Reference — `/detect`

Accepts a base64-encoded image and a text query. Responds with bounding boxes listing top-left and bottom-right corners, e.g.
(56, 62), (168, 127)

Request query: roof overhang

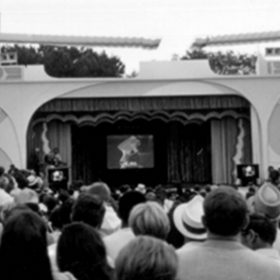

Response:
(193, 30), (280, 48)
(0, 32), (161, 49)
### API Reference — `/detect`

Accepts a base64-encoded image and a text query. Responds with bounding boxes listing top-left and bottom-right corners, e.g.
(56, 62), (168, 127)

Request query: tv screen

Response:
(237, 164), (259, 180)
(48, 167), (69, 183)
(107, 135), (154, 169)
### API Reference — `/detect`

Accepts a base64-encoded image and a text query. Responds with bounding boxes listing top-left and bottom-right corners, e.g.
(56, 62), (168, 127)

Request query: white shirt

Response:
(103, 227), (135, 267)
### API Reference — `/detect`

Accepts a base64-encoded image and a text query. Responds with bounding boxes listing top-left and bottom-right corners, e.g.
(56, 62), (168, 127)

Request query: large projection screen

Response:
(107, 135), (154, 169)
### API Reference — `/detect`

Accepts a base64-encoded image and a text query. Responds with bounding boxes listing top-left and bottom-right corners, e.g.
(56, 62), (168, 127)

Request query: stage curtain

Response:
(167, 122), (211, 184)
(38, 95), (250, 113)
(211, 117), (238, 184)
(46, 121), (72, 168)
(27, 121), (72, 176)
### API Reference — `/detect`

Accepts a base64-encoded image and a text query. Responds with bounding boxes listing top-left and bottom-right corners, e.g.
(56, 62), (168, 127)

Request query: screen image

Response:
(107, 135), (154, 169)
(237, 164), (259, 179)
(48, 167), (69, 183)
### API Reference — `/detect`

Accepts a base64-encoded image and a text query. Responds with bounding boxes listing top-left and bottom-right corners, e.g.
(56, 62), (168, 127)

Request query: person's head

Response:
(49, 198), (74, 230)
(173, 195), (207, 242)
(203, 186), (248, 237)
(71, 193), (105, 229)
(86, 182), (111, 202)
(241, 213), (277, 250)
(115, 236), (178, 280)
(57, 222), (112, 280)
(269, 170), (280, 185)
(0, 210), (53, 280)
(118, 190), (146, 226)
(249, 183), (280, 221)
(129, 201), (170, 240)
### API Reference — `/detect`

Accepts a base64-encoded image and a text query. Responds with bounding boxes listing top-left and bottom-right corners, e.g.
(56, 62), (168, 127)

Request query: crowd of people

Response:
(1, 164), (280, 280)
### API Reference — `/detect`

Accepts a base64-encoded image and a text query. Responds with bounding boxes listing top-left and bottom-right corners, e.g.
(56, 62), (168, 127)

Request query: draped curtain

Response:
(167, 122), (212, 184)
(27, 121), (72, 176)
(46, 121), (72, 168)
(210, 117), (251, 184)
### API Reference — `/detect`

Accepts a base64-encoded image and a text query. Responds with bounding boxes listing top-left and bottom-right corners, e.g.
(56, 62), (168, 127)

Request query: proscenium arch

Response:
(27, 79), (256, 182)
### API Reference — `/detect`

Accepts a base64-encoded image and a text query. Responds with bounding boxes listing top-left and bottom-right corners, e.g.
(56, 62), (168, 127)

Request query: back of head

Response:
(115, 235), (177, 280)
(128, 201), (170, 240)
(86, 182), (111, 202)
(57, 222), (111, 280)
(269, 170), (280, 185)
(50, 198), (74, 230)
(203, 186), (248, 236)
(0, 210), (53, 280)
(244, 213), (277, 247)
(71, 193), (105, 229)
(118, 191), (146, 225)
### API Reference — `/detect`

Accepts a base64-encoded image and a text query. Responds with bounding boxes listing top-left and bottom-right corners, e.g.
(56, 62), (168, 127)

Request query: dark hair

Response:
(203, 187), (248, 236)
(41, 194), (59, 214)
(0, 210), (53, 280)
(71, 193), (105, 229)
(269, 170), (280, 185)
(245, 214), (277, 245)
(0, 166), (5, 176)
(118, 191), (146, 225)
(49, 198), (74, 230)
(57, 222), (112, 280)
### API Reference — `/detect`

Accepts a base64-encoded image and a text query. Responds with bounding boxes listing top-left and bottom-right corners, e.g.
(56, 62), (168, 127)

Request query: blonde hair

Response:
(116, 235), (177, 280)
(128, 201), (170, 240)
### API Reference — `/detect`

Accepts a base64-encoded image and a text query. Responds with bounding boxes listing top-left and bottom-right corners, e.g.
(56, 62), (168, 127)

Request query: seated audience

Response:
(177, 186), (280, 280)
(104, 190), (146, 267)
(115, 235), (178, 280)
(57, 222), (113, 280)
(128, 201), (170, 240)
(242, 213), (280, 263)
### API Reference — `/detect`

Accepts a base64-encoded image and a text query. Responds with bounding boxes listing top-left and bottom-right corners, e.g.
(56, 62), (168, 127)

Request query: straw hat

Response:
(173, 195), (207, 240)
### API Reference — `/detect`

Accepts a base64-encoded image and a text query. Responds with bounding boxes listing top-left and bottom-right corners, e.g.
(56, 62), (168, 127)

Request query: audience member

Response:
(104, 190), (146, 266)
(0, 210), (54, 280)
(154, 185), (174, 213)
(85, 181), (121, 235)
(128, 201), (170, 240)
(173, 195), (207, 252)
(71, 193), (105, 230)
(57, 222), (113, 280)
(48, 198), (75, 272)
(247, 183), (280, 253)
(177, 186), (280, 280)
(115, 235), (177, 280)
(242, 213), (280, 263)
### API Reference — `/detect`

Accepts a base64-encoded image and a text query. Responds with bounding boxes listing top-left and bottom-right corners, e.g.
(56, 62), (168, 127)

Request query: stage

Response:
(27, 95), (252, 187)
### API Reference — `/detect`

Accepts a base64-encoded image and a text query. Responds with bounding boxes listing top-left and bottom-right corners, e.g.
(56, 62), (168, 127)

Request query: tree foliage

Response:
(182, 48), (257, 75)
(1, 45), (125, 77)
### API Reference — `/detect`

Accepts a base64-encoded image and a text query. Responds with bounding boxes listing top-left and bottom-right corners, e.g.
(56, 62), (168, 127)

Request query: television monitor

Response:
(107, 134), (154, 169)
(48, 167), (69, 184)
(237, 164), (259, 185)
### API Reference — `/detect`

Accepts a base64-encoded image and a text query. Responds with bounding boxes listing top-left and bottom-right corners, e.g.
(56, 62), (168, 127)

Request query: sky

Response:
(1, 0), (280, 74)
